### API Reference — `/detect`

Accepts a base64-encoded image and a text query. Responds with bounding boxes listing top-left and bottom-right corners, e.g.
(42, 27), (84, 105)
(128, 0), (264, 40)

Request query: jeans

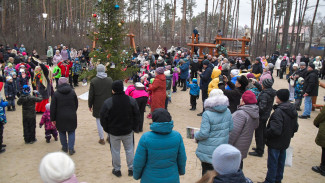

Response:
(265, 148), (286, 183)
(7, 99), (15, 107)
(295, 98), (302, 110)
(59, 131), (75, 151)
(96, 118), (105, 140)
(302, 96), (312, 116)
(109, 132), (134, 171)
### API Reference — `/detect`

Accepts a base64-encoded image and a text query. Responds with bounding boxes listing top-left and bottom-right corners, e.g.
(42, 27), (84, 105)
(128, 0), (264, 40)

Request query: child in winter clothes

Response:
(0, 94), (8, 153)
(294, 77), (304, 111)
(52, 65), (61, 88)
(187, 78), (200, 110)
(17, 72), (29, 96)
(172, 67), (179, 93)
(4, 76), (17, 111)
(39, 103), (58, 143)
(72, 59), (82, 87)
(17, 85), (43, 144)
(12, 72), (19, 96)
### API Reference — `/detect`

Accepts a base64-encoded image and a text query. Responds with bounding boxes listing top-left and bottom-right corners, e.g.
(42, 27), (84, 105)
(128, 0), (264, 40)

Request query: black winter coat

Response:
(252, 63), (263, 74)
(296, 68), (307, 79)
(303, 70), (319, 96)
(219, 81), (245, 113)
(257, 88), (276, 122)
(88, 76), (113, 118)
(17, 94), (43, 118)
(199, 64), (213, 90)
(100, 92), (140, 136)
(51, 83), (78, 132)
(213, 170), (251, 183)
(190, 60), (199, 72)
(266, 102), (298, 150)
(4, 82), (16, 99)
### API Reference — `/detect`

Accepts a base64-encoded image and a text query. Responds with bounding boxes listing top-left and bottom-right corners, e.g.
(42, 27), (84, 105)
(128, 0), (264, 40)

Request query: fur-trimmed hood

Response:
(204, 95), (229, 111)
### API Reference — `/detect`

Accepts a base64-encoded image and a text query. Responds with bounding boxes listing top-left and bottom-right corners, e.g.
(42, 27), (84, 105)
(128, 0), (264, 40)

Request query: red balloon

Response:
(92, 14), (97, 18)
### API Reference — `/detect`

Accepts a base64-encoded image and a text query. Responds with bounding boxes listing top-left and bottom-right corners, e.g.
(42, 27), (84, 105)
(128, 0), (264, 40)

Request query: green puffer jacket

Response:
(53, 66), (61, 79)
(314, 107), (325, 147)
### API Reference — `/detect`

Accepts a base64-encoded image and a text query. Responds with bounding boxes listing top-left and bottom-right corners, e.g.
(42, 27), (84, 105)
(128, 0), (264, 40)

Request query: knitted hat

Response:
(39, 152), (75, 183)
(97, 64), (105, 73)
(237, 75), (248, 88)
(22, 52), (27, 56)
(231, 69), (239, 77)
(300, 62), (306, 66)
(6, 76), (12, 82)
(212, 144), (242, 175)
(242, 90), (257, 104)
(292, 63), (299, 68)
(255, 57), (261, 62)
(152, 108), (172, 122)
(155, 67), (165, 75)
(209, 89), (224, 98)
(262, 78), (273, 88)
(246, 73), (255, 79)
(22, 85), (31, 94)
(308, 63), (315, 70)
(192, 78), (197, 83)
(45, 103), (50, 111)
(202, 60), (210, 66)
(298, 77), (304, 84)
(112, 80), (124, 93)
(268, 63), (274, 70)
(276, 89), (290, 102)
(58, 77), (68, 86)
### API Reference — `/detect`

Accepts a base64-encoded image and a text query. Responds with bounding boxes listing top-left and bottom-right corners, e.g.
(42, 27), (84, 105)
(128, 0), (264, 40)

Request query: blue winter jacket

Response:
(195, 97), (233, 164)
(226, 76), (238, 90)
(180, 62), (190, 79)
(187, 81), (200, 96)
(133, 121), (187, 183)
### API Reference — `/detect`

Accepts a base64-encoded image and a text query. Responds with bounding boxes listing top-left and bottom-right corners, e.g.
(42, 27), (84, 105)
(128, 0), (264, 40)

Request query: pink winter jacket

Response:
(259, 71), (272, 84)
(40, 110), (56, 130)
(125, 85), (149, 99)
(61, 174), (87, 183)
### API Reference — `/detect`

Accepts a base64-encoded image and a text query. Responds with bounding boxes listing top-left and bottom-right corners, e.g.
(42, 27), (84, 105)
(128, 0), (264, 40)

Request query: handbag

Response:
(285, 146), (293, 167)
(290, 78), (295, 87)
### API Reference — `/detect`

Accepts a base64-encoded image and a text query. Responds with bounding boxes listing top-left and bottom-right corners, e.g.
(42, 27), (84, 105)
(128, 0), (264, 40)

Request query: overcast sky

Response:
(190, 0), (322, 27)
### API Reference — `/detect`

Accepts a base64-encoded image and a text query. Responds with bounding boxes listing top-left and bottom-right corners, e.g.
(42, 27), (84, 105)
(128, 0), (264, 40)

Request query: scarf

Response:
(33, 67), (48, 90)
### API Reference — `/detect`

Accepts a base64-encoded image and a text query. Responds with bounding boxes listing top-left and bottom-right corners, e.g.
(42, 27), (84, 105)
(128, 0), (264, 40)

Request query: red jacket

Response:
(148, 74), (166, 113)
(58, 61), (73, 77)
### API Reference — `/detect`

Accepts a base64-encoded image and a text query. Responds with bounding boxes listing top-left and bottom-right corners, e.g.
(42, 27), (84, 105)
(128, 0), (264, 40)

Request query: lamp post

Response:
(265, 24), (269, 56)
(42, 13), (48, 54)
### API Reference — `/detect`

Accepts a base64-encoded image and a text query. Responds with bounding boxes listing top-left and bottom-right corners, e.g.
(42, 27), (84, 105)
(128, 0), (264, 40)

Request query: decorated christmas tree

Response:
(81, 0), (136, 81)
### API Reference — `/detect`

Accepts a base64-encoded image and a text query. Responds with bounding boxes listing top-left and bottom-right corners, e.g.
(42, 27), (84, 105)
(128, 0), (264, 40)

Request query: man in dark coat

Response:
(262, 89), (298, 183)
(50, 77), (78, 155)
(17, 85), (43, 144)
(219, 75), (249, 113)
(100, 80), (140, 177)
(88, 64), (113, 145)
(252, 57), (263, 79)
(197, 60), (213, 116)
(299, 63), (319, 119)
(249, 79), (276, 157)
(190, 55), (200, 81)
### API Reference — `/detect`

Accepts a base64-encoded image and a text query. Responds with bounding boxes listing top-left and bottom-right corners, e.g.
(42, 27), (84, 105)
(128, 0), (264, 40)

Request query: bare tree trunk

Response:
(218, 0), (224, 31)
(171, 0), (176, 44)
(2, 0), (6, 33)
(289, 0), (298, 54)
(307, 0), (320, 54)
(280, 0), (292, 53)
(181, 0), (187, 46)
(250, 0), (257, 56)
(204, 0), (208, 42)
(295, 0), (308, 54)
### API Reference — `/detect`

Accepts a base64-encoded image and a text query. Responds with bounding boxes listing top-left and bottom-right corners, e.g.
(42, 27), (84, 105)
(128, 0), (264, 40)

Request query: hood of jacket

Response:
(150, 121), (174, 134)
(273, 101), (298, 118)
(211, 68), (222, 79)
(57, 83), (73, 94)
(263, 87), (276, 97)
(213, 170), (247, 183)
(307, 69), (318, 76)
(237, 104), (259, 119)
(204, 95), (229, 112)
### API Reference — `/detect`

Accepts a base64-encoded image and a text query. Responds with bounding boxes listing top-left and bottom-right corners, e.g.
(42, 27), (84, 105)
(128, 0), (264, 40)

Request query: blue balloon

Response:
(114, 4), (120, 10)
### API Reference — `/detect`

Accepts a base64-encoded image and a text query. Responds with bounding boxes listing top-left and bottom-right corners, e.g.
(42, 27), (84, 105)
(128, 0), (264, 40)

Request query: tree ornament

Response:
(110, 37), (113, 41)
(121, 20), (125, 24)
(94, 55), (97, 58)
(118, 23), (122, 27)
(92, 14), (97, 18)
(114, 4), (120, 10)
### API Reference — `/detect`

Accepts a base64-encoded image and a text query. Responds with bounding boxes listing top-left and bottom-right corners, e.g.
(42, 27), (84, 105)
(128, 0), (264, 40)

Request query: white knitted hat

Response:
(212, 144), (241, 175)
(209, 89), (224, 98)
(39, 152), (75, 183)
(231, 69), (239, 77)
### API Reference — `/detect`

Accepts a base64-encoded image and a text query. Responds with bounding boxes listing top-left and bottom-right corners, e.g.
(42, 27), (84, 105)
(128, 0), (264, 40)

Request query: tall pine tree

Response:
(82, 0), (136, 81)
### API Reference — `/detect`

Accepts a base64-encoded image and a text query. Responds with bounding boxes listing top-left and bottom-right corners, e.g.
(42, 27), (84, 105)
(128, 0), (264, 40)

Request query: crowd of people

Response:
(0, 42), (325, 183)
